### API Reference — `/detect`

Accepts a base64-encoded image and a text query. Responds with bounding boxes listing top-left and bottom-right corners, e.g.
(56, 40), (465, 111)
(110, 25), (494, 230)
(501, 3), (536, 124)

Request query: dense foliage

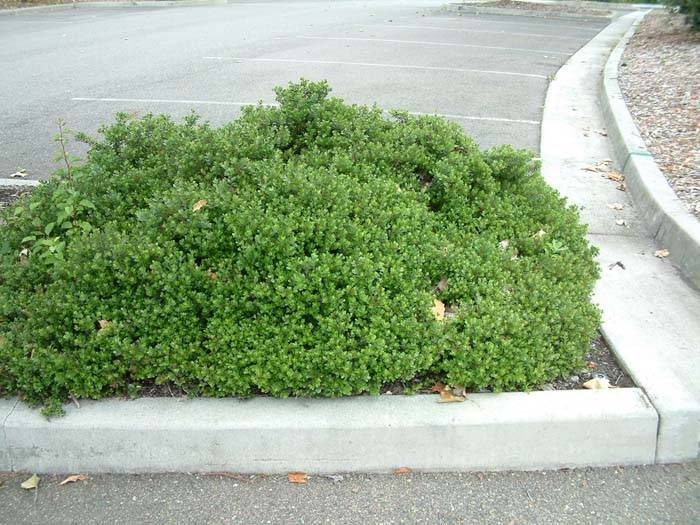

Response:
(668, 0), (700, 29)
(0, 80), (600, 414)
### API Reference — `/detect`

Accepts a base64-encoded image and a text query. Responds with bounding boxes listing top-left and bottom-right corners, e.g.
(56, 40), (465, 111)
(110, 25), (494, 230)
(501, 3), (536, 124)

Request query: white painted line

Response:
(355, 24), (588, 41)
(297, 36), (570, 56)
(72, 97), (279, 107)
(72, 96), (538, 126)
(408, 111), (539, 125)
(203, 56), (548, 80)
(436, 16), (602, 32)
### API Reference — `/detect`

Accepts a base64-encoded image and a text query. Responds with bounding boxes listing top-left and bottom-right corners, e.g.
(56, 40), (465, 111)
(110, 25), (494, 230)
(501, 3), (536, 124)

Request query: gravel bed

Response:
(619, 10), (700, 218)
(475, 0), (611, 17)
(0, 186), (31, 212)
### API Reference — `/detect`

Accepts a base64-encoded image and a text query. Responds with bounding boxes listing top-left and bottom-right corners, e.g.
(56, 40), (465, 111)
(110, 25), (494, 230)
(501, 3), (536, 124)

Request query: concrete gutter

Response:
(599, 15), (700, 289)
(542, 11), (700, 463)
(0, 391), (657, 473)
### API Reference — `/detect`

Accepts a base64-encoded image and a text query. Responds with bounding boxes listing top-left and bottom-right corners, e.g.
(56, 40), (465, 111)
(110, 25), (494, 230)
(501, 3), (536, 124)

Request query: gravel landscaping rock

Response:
(619, 10), (700, 218)
(0, 186), (30, 212)
(474, 0), (612, 17)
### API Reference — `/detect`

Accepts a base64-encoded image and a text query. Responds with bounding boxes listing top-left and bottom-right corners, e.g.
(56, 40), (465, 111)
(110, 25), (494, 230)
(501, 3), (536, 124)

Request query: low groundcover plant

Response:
(0, 80), (600, 415)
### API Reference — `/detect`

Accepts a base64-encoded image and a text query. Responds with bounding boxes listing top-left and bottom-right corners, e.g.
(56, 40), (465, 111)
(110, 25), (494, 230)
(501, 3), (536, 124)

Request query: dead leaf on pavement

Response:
(603, 170), (625, 183)
(438, 389), (466, 403)
(654, 249), (670, 258)
(582, 159), (613, 173)
(288, 472), (308, 484)
(20, 474), (40, 490)
(192, 199), (208, 212)
(59, 474), (89, 486)
(432, 299), (445, 321)
(607, 203), (624, 210)
(616, 182), (626, 192)
(393, 467), (412, 475)
(10, 169), (27, 179)
(583, 377), (611, 390)
(615, 219), (627, 227)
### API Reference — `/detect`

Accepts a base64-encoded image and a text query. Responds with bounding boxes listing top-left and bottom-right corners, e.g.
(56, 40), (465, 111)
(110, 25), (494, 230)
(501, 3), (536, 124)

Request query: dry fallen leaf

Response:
(587, 361), (598, 369)
(21, 474), (40, 490)
(615, 219), (627, 227)
(438, 389), (466, 403)
(583, 377), (610, 390)
(192, 199), (208, 212)
(432, 299), (445, 321)
(393, 467), (412, 475)
(97, 319), (111, 332)
(207, 269), (218, 280)
(435, 277), (448, 293)
(288, 472), (308, 484)
(654, 249), (670, 258)
(607, 203), (624, 211)
(498, 239), (510, 250)
(59, 474), (89, 486)
(604, 171), (625, 183)
(616, 183), (626, 192)
(533, 229), (546, 239)
(10, 169), (27, 178)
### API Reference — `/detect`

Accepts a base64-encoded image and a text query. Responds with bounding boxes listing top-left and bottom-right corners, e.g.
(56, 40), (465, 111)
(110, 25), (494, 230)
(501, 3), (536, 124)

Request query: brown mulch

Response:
(0, 186), (31, 212)
(468, 0), (611, 17)
(0, 0), (149, 8)
(619, 10), (700, 218)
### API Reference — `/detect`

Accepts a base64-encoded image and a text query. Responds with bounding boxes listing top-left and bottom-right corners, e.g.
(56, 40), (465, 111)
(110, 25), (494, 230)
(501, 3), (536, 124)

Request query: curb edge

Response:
(599, 10), (700, 289)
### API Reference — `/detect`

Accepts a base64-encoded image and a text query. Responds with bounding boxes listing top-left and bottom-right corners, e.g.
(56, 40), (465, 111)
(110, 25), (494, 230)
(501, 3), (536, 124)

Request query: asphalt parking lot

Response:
(0, 0), (610, 181)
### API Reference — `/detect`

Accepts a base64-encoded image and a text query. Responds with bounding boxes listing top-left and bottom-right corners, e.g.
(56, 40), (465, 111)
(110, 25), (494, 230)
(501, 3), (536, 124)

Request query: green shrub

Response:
(668, 0), (700, 29)
(0, 80), (600, 413)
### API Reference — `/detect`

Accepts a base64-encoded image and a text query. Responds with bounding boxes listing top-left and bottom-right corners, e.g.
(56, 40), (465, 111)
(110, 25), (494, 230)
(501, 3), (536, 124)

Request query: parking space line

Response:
(203, 57), (548, 80)
(71, 97), (539, 125)
(409, 112), (539, 125)
(354, 24), (589, 41)
(297, 36), (570, 56)
(71, 97), (279, 107)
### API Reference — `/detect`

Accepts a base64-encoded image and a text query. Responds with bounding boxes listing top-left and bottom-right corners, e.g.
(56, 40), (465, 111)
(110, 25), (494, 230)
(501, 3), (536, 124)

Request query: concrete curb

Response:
(0, 390), (657, 474)
(541, 11), (700, 463)
(0, 178), (40, 187)
(600, 13), (700, 289)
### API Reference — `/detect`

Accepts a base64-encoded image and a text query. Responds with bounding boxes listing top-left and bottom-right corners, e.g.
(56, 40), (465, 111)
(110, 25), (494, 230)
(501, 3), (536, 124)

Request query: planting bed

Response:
(1, 81), (608, 415)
